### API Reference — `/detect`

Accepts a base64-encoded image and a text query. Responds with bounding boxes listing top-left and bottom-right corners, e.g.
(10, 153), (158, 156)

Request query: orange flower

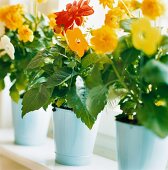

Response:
(48, 13), (57, 29)
(105, 7), (127, 29)
(141, 0), (165, 20)
(55, 0), (94, 32)
(66, 28), (88, 57)
(0, 4), (24, 30)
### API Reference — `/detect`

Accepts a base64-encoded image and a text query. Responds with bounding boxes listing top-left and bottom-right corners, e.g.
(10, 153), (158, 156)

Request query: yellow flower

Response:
(99, 0), (114, 8)
(118, 0), (140, 11)
(91, 26), (118, 54)
(141, 0), (165, 20)
(105, 7), (127, 29)
(48, 13), (56, 29)
(131, 18), (162, 55)
(18, 25), (34, 43)
(130, 0), (141, 10)
(37, 0), (47, 3)
(0, 4), (24, 31)
(66, 28), (88, 58)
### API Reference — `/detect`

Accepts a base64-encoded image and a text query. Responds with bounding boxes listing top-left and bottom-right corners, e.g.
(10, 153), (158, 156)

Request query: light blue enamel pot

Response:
(53, 108), (100, 166)
(12, 99), (51, 146)
(116, 121), (168, 170)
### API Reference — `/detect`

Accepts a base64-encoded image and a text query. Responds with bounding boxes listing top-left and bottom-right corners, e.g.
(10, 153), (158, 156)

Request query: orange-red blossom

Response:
(55, 0), (94, 32)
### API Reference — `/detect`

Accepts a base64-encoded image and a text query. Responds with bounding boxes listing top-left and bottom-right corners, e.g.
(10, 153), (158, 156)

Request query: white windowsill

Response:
(0, 129), (117, 170)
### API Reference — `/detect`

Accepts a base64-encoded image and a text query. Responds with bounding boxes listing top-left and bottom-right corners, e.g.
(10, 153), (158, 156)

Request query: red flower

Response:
(55, 0), (94, 32)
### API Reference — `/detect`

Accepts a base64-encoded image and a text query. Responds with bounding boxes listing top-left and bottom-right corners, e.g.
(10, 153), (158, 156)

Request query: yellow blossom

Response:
(131, 18), (162, 55)
(66, 28), (88, 58)
(37, 0), (47, 3)
(141, 0), (165, 20)
(99, 0), (114, 9)
(48, 13), (56, 29)
(105, 7), (127, 29)
(91, 26), (118, 54)
(0, 4), (24, 31)
(18, 25), (34, 43)
(118, 0), (141, 15)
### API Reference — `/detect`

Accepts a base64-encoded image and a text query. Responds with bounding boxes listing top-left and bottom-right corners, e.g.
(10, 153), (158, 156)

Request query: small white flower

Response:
(0, 35), (15, 59)
(0, 22), (5, 37)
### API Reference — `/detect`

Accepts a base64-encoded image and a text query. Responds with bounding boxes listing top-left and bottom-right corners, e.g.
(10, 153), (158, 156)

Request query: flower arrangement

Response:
(0, 1), (54, 102)
(22, 0), (112, 129)
(22, 0), (168, 136)
(89, 0), (168, 137)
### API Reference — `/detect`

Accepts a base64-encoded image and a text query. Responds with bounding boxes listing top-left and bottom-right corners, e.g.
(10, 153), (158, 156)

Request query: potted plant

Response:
(88, 0), (168, 170)
(0, 1), (54, 145)
(21, 0), (114, 166)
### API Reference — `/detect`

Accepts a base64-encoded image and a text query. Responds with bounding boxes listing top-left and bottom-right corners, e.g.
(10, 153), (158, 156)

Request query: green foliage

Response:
(0, 80), (5, 91)
(22, 84), (52, 116)
(137, 93), (168, 138)
(84, 64), (103, 89)
(142, 60), (168, 85)
(46, 68), (73, 88)
(21, 16), (168, 134)
(67, 84), (95, 129)
(21, 41), (111, 128)
(106, 19), (168, 138)
(86, 85), (108, 117)
(1, 12), (54, 100)
(10, 84), (20, 103)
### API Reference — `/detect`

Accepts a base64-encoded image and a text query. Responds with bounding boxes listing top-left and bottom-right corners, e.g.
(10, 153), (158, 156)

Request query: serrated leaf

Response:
(67, 85), (95, 129)
(142, 60), (168, 85)
(86, 85), (108, 117)
(46, 68), (73, 88)
(22, 84), (52, 116)
(26, 52), (45, 70)
(85, 64), (103, 89)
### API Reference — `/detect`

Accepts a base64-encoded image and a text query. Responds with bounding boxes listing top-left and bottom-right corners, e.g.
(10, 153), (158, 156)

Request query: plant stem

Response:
(119, 0), (134, 18)
(34, 0), (38, 30)
(111, 60), (128, 90)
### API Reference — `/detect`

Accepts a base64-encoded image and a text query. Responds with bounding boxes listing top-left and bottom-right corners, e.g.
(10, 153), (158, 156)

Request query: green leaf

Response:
(113, 35), (133, 59)
(121, 48), (140, 67)
(15, 73), (28, 91)
(86, 85), (108, 117)
(137, 94), (168, 138)
(0, 59), (11, 79)
(0, 79), (5, 91)
(46, 68), (73, 88)
(120, 18), (137, 32)
(10, 84), (20, 103)
(82, 53), (111, 68)
(160, 55), (168, 65)
(26, 52), (45, 70)
(142, 60), (168, 85)
(22, 84), (52, 116)
(119, 95), (137, 115)
(67, 84), (95, 129)
(85, 64), (103, 89)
